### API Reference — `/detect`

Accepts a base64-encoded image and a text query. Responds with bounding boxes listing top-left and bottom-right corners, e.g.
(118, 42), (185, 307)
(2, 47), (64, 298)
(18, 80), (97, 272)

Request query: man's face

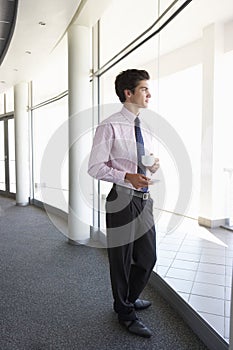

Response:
(126, 80), (151, 108)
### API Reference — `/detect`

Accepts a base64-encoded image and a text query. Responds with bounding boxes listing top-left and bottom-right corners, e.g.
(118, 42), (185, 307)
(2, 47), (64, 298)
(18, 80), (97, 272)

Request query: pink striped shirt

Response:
(88, 106), (155, 189)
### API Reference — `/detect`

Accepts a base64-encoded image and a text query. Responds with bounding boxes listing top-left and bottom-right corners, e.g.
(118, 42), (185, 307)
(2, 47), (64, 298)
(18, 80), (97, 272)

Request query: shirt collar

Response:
(121, 105), (140, 123)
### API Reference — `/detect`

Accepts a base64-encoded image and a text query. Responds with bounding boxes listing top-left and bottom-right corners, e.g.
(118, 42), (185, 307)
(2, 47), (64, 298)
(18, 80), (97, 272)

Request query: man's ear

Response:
(124, 89), (132, 100)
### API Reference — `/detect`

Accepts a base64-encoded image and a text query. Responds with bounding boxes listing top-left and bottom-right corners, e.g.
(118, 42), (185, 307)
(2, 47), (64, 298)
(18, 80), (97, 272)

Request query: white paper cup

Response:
(141, 155), (155, 166)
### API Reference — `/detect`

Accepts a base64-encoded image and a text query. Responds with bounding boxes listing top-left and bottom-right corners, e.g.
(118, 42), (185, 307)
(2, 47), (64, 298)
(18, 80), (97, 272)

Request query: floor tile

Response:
(178, 244), (202, 254)
(225, 317), (230, 340)
(176, 251), (201, 262)
(199, 312), (224, 337)
(171, 259), (198, 271)
(197, 262), (225, 275)
(164, 277), (193, 293)
(156, 257), (174, 267)
(226, 266), (233, 276)
(225, 300), (231, 318)
(181, 238), (203, 246)
(157, 219), (233, 343)
(166, 267), (196, 281)
(225, 287), (231, 301)
(154, 265), (169, 277)
(195, 271), (225, 286)
(202, 247), (226, 256)
(200, 254), (225, 265)
(158, 243), (181, 251)
(225, 275), (232, 288)
(179, 292), (189, 302)
(189, 294), (224, 316)
(226, 249), (233, 258)
(191, 282), (224, 299)
(226, 257), (233, 266)
(158, 250), (177, 259)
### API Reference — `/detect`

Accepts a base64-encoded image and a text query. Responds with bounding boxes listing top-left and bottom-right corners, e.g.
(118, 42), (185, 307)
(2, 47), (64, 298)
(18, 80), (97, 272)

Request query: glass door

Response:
(0, 115), (16, 196)
(0, 120), (6, 191)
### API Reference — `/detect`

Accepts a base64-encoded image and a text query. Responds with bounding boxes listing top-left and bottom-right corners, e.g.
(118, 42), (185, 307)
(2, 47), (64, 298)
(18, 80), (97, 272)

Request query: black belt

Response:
(113, 184), (150, 200)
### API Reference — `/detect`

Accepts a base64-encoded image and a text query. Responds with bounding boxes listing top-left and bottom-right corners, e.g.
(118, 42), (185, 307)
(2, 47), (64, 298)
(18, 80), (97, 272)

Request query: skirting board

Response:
(198, 216), (227, 228)
(221, 225), (233, 232)
(149, 272), (229, 350)
(32, 199), (68, 222)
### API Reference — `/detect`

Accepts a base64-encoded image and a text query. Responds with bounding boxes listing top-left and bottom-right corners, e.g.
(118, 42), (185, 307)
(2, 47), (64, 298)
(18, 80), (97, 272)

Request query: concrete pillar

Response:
(14, 82), (30, 206)
(67, 24), (92, 244)
(198, 23), (226, 227)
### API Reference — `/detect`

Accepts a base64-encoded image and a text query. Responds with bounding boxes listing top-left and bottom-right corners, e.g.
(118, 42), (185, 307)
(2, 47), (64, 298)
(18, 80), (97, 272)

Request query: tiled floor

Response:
(155, 212), (233, 343)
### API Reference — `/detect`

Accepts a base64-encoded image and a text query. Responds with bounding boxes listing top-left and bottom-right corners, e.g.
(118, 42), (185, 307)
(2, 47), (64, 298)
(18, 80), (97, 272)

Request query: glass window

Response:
(31, 34), (68, 211)
(5, 88), (14, 113)
(8, 118), (16, 193)
(0, 93), (4, 114)
(32, 96), (68, 212)
(99, 0), (158, 66)
(222, 50), (233, 167)
(155, 65), (202, 219)
(93, 0), (233, 343)
(32, 35), (68, 106)
(0, 121), (5, 191)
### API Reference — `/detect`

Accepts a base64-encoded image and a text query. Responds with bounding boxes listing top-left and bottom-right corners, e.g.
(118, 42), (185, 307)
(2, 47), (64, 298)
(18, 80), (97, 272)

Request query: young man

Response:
(88, 69), (159, 338)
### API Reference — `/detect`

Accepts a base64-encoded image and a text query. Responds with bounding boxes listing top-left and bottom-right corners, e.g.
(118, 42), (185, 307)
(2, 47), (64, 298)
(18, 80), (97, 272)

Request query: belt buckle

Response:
(142, 192), (149, 200)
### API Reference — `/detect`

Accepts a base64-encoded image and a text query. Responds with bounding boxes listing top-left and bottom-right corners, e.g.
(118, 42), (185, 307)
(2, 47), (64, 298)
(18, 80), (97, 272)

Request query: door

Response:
(0, 115), (15, 196)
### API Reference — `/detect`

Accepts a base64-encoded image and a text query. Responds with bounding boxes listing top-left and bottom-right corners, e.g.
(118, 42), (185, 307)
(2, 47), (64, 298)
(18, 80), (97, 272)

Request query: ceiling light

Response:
(25, 51), (31, 54)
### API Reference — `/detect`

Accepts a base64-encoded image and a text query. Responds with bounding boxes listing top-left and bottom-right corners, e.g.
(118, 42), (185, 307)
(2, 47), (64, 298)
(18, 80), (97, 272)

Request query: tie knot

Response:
(134, 117), (140, 127)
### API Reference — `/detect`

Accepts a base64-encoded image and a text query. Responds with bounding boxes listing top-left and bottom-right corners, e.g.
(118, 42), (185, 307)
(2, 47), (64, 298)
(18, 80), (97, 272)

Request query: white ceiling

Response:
(0, 0), (81, 93)
(0, 0), (233, 94)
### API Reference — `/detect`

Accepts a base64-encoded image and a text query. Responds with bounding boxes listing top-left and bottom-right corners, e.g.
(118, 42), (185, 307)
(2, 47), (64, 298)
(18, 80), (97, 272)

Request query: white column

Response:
(67, 24), (92, 244)
(14, 82), (30, 206)
(198, 23), (225, 227)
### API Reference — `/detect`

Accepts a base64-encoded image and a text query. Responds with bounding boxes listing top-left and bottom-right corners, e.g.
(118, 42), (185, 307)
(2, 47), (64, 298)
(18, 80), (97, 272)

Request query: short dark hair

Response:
(115, 69), (150, 103)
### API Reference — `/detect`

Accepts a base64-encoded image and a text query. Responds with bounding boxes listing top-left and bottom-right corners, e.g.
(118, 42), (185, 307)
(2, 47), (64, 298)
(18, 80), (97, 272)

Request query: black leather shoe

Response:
(119, 319), (152, 338)
(134, 299), (152, 310)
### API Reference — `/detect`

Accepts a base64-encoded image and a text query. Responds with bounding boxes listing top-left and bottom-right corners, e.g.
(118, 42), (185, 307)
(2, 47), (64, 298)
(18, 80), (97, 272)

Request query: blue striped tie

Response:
(134, 117), (147, 192)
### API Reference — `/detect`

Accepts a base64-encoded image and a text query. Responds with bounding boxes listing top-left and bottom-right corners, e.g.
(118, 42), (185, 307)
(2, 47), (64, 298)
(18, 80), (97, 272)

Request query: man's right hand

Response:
(125, 173), (151, 190)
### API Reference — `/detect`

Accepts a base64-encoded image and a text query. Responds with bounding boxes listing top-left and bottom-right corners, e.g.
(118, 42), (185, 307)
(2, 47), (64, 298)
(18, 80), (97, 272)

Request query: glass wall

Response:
(0, 93), (4, 114)
(0, 121), (5, 191)
(5, 88), (14, 113)
(99, 0), (159, 66)
(92, 0), (233, 343)
(97, 0), (201, 227)
(8, 118), (16, 193)
(32, 97), (68, 212)
(31, 35), (68, 212)
(0, 116), (15, 195)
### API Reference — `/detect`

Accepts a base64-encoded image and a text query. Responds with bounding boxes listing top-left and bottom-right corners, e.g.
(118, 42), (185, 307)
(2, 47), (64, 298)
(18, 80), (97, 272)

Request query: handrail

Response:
(29, 90), (68, 111)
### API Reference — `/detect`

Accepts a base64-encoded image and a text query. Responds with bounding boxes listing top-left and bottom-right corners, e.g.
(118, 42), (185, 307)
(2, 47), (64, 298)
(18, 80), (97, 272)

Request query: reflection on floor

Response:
(155, 212), (232, 343)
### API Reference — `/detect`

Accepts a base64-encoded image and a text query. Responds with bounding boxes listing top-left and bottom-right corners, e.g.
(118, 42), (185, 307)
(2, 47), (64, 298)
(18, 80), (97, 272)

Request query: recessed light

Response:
(39, 21), (46, 26)
(25, 51), (31, 54)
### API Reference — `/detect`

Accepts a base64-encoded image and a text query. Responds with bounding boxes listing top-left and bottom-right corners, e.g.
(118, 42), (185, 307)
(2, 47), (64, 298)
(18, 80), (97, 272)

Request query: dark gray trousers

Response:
(106, 186), (157, 321)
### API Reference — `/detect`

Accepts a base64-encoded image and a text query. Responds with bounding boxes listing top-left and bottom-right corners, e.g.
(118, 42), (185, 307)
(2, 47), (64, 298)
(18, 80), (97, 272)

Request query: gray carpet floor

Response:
(0, 196), (209, 350)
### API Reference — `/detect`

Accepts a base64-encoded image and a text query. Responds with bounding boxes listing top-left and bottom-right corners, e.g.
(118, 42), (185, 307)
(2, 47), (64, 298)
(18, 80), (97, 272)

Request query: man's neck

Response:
(124, 102), (140, 116)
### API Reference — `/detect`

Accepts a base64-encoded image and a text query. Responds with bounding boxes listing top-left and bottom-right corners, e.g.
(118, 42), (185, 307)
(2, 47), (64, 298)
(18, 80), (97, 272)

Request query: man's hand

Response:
(125, 173), (151, 190)
(147, 157), (160, 174)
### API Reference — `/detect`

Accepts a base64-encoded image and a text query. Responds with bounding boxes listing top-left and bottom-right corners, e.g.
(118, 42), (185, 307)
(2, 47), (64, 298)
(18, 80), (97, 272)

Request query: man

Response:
(88, 69), (159, 338)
